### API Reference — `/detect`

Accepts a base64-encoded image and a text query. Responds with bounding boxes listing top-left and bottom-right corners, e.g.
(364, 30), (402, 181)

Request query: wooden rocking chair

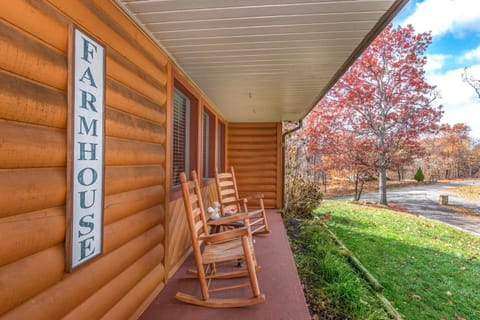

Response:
(215, 167), (271, 235)
(175, 171), (266, 308)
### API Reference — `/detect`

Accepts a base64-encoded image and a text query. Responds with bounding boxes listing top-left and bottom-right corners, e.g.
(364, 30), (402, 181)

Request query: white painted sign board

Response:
(66, 26), (105, 271)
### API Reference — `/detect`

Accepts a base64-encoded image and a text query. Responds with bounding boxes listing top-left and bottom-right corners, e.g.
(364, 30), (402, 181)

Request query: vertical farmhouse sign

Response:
(66, 26), (105, 271)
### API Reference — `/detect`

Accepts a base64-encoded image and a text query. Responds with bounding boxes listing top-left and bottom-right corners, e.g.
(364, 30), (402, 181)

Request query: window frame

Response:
(172, 87), (191, 187)
(202, 105), (216, 180)
(170, 76), (200, 196)
(217, 120), (226, 173)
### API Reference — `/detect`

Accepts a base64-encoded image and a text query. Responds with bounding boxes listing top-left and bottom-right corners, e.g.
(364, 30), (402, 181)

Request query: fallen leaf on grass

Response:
(446, 291), (453, 296)
(408, 293), (422, 300)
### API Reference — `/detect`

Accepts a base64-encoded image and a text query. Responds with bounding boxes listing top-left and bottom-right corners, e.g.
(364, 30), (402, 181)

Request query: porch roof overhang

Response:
(116, 0), (408, 122)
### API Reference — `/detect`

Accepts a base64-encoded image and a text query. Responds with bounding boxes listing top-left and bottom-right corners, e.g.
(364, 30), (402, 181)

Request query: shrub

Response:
(285, 178), (323, 219)
(414, 167), (425, 182)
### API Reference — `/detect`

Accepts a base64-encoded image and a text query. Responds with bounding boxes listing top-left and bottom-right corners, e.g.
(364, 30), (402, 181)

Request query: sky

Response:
(393, 0), (480, 139)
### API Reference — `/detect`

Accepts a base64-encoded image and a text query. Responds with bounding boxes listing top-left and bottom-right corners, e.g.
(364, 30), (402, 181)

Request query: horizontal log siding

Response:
(227, 123), (283, 208)
(1, 0), (168, 319)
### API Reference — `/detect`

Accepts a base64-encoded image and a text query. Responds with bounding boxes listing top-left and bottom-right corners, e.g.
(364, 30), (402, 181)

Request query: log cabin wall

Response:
(227, 123), (283, 208)
(1, 1), (168, 319)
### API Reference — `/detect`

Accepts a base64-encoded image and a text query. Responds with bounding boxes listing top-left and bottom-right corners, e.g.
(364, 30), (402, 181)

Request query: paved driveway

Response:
(337, 180), (480, 235)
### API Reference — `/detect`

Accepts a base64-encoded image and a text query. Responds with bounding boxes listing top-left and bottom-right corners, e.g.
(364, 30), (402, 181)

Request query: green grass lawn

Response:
(316, 201), (480, 320)
(288, 218), (391, 319)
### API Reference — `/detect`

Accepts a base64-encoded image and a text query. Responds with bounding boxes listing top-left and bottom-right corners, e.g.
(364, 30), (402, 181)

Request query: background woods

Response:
(285, 120), (479, 201)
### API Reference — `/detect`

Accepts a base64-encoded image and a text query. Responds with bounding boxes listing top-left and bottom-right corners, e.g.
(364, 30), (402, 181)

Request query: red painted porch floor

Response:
(140, 210), (310, 320)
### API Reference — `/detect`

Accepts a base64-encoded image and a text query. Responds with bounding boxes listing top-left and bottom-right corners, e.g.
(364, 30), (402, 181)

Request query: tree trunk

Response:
(354, 173), (359, 201)
(357, 178), (364, 201)
(379, 152), (388, 204)
(353, 173), (365, 201)
(322, 171), (327, 192)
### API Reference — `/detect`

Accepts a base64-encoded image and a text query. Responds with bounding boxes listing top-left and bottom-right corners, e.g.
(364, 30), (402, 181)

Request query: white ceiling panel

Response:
(116, 0), (408, 122)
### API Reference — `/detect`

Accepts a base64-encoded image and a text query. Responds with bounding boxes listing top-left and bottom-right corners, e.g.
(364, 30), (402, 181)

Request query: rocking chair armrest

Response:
(208, 213), (248, 226)
(200, 227), (250, 243)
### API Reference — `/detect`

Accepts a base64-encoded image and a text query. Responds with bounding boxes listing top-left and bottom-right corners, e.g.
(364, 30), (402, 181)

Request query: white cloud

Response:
(427, 65), (480, 138)
(425, 54), (450, 72)
(402, 0), (480, 37)
(463, 44), (480, 61)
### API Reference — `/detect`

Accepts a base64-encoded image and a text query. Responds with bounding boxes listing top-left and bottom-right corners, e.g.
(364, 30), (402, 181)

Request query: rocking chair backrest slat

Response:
(220, 189), (236, 197)
(223, 196), (237, 203)
(191, 207), (202, 219)
(218, 186), (236, 200)
(219, 180), (235, 187)
(189, 194), (199, 205)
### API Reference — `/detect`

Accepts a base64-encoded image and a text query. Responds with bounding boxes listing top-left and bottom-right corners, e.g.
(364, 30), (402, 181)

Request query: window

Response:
(172, 87), (198, 187)
(202, 108), (215, 179)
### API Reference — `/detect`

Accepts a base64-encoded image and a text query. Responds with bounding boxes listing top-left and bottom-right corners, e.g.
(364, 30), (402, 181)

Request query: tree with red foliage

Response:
(305, 24), (443, 204)
(303, 114), (377, 200)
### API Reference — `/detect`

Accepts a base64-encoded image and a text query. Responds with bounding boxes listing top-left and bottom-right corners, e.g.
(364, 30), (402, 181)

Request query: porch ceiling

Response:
(116, 0), (406, 122)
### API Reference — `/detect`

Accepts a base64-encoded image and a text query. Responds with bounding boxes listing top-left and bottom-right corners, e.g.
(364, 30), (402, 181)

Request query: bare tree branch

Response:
(462, 67), (480, 99)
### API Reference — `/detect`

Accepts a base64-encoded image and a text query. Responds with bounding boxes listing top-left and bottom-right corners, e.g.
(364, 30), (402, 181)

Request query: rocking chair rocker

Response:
(214, 167), (271, 235)
(175, 171), (266, 308)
